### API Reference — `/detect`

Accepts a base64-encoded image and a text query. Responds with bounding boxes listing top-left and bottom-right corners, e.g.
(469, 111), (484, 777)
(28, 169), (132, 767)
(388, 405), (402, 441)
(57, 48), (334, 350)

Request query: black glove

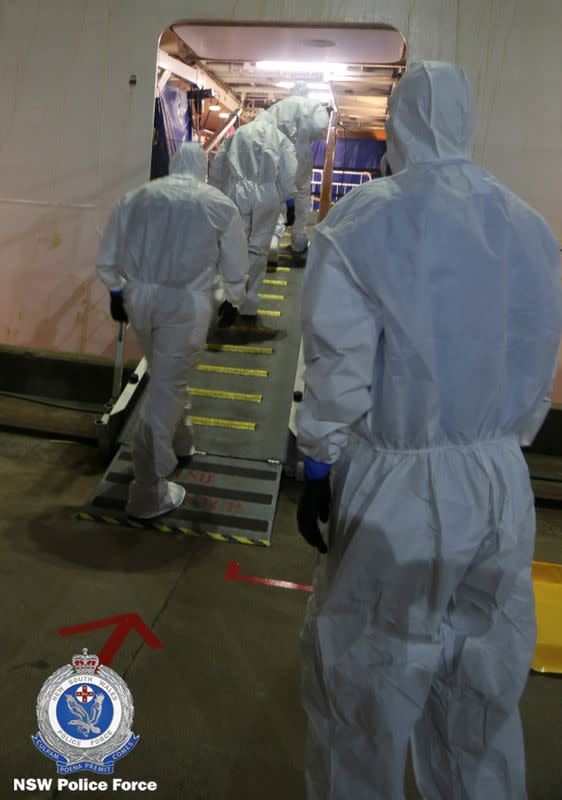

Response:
(109, 291), (128, 323)
(297, 475), (331, 554)
(285, 203), (295, 227)
(218, 299), (238, 328)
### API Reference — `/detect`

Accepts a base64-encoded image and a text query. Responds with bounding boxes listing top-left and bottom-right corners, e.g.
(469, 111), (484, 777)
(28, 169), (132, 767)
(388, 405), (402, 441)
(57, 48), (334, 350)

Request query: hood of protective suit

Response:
(379, 153), (391, 177)
(267, 96), (329, 145)
(291, 81), (310, 97)
(168, 142), (207, 181)
(385, 61), (474, 173)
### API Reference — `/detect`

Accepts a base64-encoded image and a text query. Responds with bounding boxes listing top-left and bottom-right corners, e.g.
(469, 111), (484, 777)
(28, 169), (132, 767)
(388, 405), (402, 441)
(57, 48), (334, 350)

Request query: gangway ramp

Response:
(80, 240), (304, 546)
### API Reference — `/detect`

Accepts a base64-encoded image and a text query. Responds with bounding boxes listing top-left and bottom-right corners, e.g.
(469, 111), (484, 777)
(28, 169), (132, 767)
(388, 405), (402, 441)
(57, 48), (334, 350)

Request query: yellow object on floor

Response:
(532, 561), (562, 674)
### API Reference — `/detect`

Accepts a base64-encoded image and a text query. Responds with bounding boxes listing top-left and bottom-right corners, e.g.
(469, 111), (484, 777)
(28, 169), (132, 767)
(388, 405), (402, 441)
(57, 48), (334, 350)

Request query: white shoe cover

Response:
(268, 235), (280, 264)
(126, 479), (186, 519)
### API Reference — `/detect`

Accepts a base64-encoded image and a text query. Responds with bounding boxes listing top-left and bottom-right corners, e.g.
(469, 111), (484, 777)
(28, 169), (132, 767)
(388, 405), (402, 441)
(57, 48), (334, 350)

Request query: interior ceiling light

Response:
(209, 104), (221, 111)
(218, 111), (230, 118)
(256, 60), (348, 74)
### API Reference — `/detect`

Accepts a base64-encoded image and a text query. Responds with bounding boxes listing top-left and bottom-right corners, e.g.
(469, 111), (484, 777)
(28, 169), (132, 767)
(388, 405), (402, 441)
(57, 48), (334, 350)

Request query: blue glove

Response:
(109, 289), (128, 323)
(297, 458), (332, 554)
(303, 457), (332, 480)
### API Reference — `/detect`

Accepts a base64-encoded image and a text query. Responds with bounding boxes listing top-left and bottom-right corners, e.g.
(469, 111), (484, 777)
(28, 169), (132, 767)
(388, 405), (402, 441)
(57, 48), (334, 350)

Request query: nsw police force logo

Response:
(32, 649), (139, 774)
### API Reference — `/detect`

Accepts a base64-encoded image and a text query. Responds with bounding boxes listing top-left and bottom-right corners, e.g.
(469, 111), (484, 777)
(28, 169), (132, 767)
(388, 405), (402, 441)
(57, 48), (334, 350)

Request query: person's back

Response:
(100, 163), (244, 295)
(265, 90), (329, 253)
(209, 115), (298, 319)
(210, 115), (295, 197)
(265, 93), (328, 155)
(313, 158), (560, 450)
(296, 62), (561, 800)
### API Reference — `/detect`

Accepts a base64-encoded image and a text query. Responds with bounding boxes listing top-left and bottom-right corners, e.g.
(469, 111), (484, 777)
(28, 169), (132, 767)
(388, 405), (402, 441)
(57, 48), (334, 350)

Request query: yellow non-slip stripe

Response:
(257, 309), (281, 318)
(196, 364), (268, 377)
(190, 388), (262, 403)
(189, 415), (256, 431)
(263, 279), (288, 286)
(205, 343), (273, 355)
(258, 293), (285, 301)
(101, 516), (121, 526)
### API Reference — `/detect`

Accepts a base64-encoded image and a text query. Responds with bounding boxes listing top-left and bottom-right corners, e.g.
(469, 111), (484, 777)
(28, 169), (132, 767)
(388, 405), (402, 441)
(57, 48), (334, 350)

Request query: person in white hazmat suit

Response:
(209, 114), (297, 323)
(296, 61), (562, 800)
(97, 143), (249, 519)
(265, 82), (330, 255)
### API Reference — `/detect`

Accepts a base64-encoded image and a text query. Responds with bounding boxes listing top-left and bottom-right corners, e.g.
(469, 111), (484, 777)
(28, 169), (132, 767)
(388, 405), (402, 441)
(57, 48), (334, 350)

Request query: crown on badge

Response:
(72, 648), (100, 674)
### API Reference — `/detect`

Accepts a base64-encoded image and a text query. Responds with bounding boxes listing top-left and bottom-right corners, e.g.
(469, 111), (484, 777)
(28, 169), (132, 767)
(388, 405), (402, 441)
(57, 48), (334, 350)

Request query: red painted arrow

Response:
(59, 613), (164, 666)
(225, 561), (313, 593)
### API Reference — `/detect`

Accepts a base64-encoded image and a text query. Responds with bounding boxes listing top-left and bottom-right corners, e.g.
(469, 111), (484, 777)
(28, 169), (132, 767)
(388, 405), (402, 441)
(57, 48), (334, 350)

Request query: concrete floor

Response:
(0, 431), (561, 799)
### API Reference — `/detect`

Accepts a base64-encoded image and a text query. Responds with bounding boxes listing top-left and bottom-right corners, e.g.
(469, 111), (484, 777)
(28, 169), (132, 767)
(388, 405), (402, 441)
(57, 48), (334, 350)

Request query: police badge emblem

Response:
(32, 649), (139, 774)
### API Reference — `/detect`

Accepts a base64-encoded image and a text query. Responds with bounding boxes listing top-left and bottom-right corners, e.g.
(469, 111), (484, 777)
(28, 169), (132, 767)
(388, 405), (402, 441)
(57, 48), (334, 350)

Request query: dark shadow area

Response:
(23, 508), (210, 574)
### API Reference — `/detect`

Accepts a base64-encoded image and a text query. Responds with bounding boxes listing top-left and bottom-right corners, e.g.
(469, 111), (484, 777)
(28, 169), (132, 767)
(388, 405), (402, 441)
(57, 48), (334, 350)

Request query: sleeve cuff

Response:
(303, 457), (332, 480)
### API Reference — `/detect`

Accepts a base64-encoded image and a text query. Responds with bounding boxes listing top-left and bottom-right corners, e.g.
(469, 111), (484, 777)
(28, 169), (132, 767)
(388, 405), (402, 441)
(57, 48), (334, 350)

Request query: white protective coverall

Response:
(297, 61), (562, 800)
(265, 88), (330, 253)
(97, 143), (248, 518)
(379, 151), (390, 176)
(209, 114), (297, 315)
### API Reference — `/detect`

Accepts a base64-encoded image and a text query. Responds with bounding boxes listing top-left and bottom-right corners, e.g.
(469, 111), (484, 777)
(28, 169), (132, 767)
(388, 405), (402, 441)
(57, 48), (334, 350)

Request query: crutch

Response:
(109, 321), (128, 407)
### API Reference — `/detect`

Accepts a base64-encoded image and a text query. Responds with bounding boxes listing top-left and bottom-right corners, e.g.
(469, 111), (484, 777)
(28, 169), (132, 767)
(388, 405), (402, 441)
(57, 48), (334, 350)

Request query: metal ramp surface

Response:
(80, 238), (303, 546)
(119, 246), (304, 462)
(79, 451), (282, 546)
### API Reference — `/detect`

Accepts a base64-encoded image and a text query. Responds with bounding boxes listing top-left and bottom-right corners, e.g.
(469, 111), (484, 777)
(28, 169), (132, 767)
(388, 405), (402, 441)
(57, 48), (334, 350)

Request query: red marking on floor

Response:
(59, 613), (164, 666)
(225, 561), (313, 593)
(187, 470), (214, 484)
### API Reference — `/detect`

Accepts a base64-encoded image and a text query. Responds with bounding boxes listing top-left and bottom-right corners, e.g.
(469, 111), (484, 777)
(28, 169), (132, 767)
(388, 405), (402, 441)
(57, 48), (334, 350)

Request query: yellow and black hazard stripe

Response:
(78, 512), (270, 546)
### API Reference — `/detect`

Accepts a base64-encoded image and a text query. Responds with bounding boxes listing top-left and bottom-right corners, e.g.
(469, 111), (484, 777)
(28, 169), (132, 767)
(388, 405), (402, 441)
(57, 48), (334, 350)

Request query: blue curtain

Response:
(150, 84), (193, 179)
(150, 99), (169, 179)
(311, 137), (386, 171)
(309, 137), (387, 208)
